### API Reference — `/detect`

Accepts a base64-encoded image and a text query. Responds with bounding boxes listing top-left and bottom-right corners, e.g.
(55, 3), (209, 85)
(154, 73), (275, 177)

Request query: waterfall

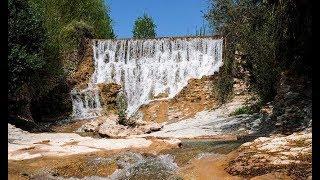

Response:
(71, 37), (223, 119)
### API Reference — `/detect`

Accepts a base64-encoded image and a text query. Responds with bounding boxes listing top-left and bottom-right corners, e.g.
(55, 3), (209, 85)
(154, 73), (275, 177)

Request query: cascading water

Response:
(71, 37), (223, 119)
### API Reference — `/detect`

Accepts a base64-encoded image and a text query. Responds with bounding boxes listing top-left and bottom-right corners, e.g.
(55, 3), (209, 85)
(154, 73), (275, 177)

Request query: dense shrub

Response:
(8, 0), (47, 119)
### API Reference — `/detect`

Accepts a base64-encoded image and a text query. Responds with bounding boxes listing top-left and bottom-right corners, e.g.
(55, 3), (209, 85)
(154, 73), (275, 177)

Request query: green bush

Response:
(116, 91), (129, 126)
(214, 48), (234, 103)
(230, 106), (252, 116)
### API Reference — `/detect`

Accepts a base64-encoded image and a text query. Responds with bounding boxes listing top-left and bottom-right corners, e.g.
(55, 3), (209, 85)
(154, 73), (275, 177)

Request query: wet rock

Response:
(163, 139), (182, 147)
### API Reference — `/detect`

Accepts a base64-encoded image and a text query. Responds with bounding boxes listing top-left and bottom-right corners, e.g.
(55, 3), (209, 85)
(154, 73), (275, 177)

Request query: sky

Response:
(106, 0), (210, 38)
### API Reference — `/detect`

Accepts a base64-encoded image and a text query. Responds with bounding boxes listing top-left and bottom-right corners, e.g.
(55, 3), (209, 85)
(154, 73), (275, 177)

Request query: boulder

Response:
(77, 115), (119, 133)
(77, 120), (102, 133)
(76, 113), (164, 138)
(139, 123), (164, 134)
(98, 122), (127, 138)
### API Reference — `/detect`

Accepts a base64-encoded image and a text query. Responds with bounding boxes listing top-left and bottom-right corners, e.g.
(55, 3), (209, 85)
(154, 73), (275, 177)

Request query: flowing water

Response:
(106, 140), (242, 180)
(107, 153), (178, 180)
(71, 37), (223, 119)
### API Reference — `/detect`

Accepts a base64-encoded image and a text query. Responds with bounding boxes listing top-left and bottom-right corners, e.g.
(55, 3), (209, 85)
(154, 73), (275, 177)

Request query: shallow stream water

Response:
(60, 139), (249, 180)
(97, 138), (255, 180)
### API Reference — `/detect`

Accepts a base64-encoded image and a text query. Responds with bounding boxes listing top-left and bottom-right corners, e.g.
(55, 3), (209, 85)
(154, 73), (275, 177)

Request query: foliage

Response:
(230, 98), (264, 116)
(116, 91), (128, 126)
(29, 0), (115, 59)
(8, 0), (47, 118)
(60, 21), (95, 52)
(8, 0), (115, 121)
(214, 41), (235, 103)
(205, 0), (312, 103)
(132, 14), (156, 38)
(230, 106), (252, 116)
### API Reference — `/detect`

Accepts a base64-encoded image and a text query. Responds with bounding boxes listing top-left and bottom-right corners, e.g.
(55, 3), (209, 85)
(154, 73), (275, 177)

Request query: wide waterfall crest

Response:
(71, 37), (223, 119)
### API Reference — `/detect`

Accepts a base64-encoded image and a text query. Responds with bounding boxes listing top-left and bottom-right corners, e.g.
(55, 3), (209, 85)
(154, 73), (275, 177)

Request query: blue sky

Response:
(106, 0), (210, 38)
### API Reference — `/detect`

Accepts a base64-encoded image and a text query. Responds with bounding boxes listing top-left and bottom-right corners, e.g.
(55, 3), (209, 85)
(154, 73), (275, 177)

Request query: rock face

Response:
(97, 83), (122, 115)
(68, 37), (252, 125)
(134, 94), (260, 139)
(226, 132), (312, 179)
(71, 37), (224, 120)
(69, 39), (95, 90)
(138, 75), (220, 123)
(272, 71), (312, 134)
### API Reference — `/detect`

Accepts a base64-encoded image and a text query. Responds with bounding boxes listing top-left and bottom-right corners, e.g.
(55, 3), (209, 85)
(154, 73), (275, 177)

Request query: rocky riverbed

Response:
(8, 94), (312, 180)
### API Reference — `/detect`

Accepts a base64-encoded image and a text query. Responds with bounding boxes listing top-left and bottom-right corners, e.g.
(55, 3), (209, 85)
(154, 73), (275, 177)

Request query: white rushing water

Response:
(71, 37), (223, 119)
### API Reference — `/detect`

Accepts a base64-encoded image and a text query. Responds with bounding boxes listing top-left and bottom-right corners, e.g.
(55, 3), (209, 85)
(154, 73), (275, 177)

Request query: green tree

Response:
(132, 14), (156, 38)
(8, 0), (116, 122)
(205, 0), (311, 103)
(29, 0), (115, 74)
(8, 0), (47, 119)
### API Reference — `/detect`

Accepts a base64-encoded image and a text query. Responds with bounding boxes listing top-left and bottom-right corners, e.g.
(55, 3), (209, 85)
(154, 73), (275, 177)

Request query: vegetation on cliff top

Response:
(205, 0), (311, 104)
